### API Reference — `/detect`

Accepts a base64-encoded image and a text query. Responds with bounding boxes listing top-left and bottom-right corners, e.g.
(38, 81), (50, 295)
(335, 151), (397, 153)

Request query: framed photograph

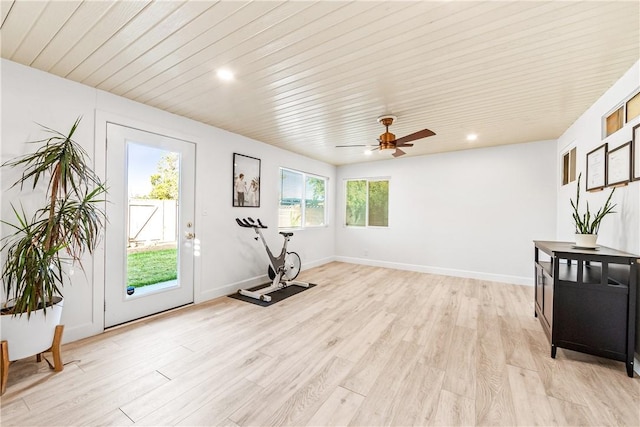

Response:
(586, 143), (607, 191)
(633, 124), (640, 181)
(233, 153), (260, 207)
(606, 142), (631, 187)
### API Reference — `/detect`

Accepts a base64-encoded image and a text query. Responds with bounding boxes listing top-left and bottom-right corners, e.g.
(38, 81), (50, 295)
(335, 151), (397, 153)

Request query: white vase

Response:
(0, 297), (63, 361)
(575, 233), (598, 248)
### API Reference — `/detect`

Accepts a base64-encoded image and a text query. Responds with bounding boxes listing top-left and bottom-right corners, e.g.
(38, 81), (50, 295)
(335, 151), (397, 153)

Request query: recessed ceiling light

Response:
(216, 68), (234, 81)
(466, 133), (478, 141)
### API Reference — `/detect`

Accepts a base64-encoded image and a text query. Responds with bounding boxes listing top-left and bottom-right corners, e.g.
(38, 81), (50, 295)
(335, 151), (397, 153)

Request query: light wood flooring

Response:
(1, 262), (639, 426)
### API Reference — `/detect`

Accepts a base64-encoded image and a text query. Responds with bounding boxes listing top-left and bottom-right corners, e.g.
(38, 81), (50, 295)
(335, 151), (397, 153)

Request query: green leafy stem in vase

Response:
(570, 173), (616, 235)
(1, 118), (107, 317)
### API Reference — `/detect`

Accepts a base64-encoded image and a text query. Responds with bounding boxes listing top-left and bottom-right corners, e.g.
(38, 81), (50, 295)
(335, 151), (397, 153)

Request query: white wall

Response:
(555, 60), (640, 363)
(335, 140), (558, 285)
(556, 61), (640, 254)
(3, 53), (637, 353)
(1, 59), (336, 343)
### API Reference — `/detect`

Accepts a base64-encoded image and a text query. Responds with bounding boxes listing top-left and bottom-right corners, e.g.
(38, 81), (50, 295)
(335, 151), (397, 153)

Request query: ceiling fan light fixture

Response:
(364, 150), (372, 156)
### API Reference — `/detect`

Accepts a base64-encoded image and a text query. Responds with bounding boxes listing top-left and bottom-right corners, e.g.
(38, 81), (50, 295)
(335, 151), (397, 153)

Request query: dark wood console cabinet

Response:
(533, 240), (638, 377)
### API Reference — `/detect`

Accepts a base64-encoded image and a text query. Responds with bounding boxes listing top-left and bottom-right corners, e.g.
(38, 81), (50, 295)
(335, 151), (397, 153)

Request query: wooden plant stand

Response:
(0, 324), (64, 395)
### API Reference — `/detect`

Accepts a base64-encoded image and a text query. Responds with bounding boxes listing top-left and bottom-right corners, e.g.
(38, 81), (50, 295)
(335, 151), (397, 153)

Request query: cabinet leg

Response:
(1, 340), (9, 395)
(534, 310), (537, 318)
(551, 344), (557, 359)
(627, 361), (634, 378)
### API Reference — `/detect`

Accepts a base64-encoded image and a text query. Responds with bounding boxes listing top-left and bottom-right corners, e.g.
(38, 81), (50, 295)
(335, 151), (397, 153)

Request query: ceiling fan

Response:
(336, 115), (436, 157)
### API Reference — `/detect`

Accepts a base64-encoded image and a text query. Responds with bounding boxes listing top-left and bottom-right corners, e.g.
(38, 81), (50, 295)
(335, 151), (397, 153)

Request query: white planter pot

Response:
(575, 233), (598, 248)
(0, 297), (63, 361)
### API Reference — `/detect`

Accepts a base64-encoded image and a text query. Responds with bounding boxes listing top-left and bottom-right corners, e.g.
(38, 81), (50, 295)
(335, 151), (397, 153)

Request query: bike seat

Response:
(279, 232), (294, 237)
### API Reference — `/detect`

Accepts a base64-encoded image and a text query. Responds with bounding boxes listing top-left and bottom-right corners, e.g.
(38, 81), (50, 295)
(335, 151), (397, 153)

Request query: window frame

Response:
(344, 177), (390, 228)
(602, 88), (640, 138)
(561, 146), (577, 186)
(278, 167), (328, 230)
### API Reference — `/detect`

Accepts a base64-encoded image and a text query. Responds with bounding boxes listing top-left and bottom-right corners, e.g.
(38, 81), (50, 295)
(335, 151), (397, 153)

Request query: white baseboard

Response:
(63, 321), (104, 345)
(196, 274), (267, 303)
(196, 256), (336, 303)
(303, 256), (337, 270)
(334, 256), (532, 286)
(635, 356), (639, 376)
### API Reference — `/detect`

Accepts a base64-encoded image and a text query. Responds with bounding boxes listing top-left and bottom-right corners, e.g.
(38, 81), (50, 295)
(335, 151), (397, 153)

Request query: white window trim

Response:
(602, 87), (640, 139)
(278, 167), (329, 230)
(560, 144), (577, 186)
(344, 177), (390, 228)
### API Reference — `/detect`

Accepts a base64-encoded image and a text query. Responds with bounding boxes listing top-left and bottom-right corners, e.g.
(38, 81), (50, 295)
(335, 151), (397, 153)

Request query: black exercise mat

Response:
(228, 283), (317, 306)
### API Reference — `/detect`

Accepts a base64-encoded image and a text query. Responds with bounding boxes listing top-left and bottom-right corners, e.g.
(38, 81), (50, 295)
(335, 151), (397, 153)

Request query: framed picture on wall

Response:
(633, 123), (640, 181)
(586, 143), (607, 191)
(606, 141), (631, 187)
(233, 153), (261, 207)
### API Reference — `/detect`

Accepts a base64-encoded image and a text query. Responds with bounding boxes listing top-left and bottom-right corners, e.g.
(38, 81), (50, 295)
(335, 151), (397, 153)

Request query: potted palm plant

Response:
(0, 117), (106, 393)
(570, 173), (616, 248)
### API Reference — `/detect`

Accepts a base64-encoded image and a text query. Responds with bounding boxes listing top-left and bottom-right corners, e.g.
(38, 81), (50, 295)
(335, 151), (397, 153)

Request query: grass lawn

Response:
(127, 248), (177, 287)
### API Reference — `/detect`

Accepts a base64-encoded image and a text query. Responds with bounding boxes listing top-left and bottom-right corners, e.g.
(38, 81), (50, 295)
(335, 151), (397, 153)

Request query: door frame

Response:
(104, 123), (196, 327)
(92, 110), (201, 334)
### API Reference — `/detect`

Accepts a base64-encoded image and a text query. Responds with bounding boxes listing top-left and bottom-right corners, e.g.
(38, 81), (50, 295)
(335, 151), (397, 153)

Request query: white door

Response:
(105, 123), (196, 328)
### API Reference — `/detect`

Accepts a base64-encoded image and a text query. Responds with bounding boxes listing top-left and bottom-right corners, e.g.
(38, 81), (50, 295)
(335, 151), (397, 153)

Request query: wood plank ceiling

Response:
(1, 1), (639, 165)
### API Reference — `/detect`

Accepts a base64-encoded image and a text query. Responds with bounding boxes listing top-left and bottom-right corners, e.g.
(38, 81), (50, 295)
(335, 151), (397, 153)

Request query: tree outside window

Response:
(148, 153), (179, 200)
(345, 179), (389, 227)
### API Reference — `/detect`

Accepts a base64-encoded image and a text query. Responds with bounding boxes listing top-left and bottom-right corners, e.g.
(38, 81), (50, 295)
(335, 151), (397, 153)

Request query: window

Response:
(345, 179), (389, 227)
(602, 89), (640, 137)
(278, 168), (327, 228)
(626, 91), (640, 122)
(562, 147), (576, 186)
(605, 106), (624, 137)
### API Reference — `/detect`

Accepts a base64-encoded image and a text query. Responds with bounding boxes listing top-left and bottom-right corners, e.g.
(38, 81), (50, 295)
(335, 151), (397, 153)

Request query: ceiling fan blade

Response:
(395, 143), (414, 148)
(392, 148), (406, 158)
(335, 144), (375, 148)
(393, 129), (435, 145)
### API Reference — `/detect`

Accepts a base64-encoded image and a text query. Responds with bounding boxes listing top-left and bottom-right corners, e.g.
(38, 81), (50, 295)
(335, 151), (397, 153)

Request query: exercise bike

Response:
(235, 217), (310, 302)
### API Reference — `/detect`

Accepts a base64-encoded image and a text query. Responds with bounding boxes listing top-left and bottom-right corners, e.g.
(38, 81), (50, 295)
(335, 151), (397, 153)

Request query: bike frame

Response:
(235, 217), (309, 302)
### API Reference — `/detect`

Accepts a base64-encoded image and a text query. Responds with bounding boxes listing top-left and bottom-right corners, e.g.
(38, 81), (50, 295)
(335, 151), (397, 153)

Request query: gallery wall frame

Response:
(633, 124), (640, 181)
(586, 143), (607, 191)
(233, 153), (261, 207)
(606, 141), (631, 187)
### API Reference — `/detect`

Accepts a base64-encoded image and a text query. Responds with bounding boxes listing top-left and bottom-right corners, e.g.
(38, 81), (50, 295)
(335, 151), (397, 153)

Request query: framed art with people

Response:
(233, 153), (261, 207)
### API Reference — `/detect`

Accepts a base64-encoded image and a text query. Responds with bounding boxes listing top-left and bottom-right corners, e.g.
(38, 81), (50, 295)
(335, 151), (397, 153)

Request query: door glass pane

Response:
(126, 143), (180, 297)
(279, 168), (302, 228)
(346, 180), (366, 226)
(368, 180), (389, 227)
(305, 176), (326, 226)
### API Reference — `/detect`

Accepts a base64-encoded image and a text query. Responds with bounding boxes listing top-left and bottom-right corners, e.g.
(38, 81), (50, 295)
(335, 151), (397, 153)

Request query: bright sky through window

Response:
(127, 143), (166, 197)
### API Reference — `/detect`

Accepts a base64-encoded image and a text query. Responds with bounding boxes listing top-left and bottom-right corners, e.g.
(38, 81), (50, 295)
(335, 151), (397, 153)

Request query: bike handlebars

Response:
(236, 217), (268, 229)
